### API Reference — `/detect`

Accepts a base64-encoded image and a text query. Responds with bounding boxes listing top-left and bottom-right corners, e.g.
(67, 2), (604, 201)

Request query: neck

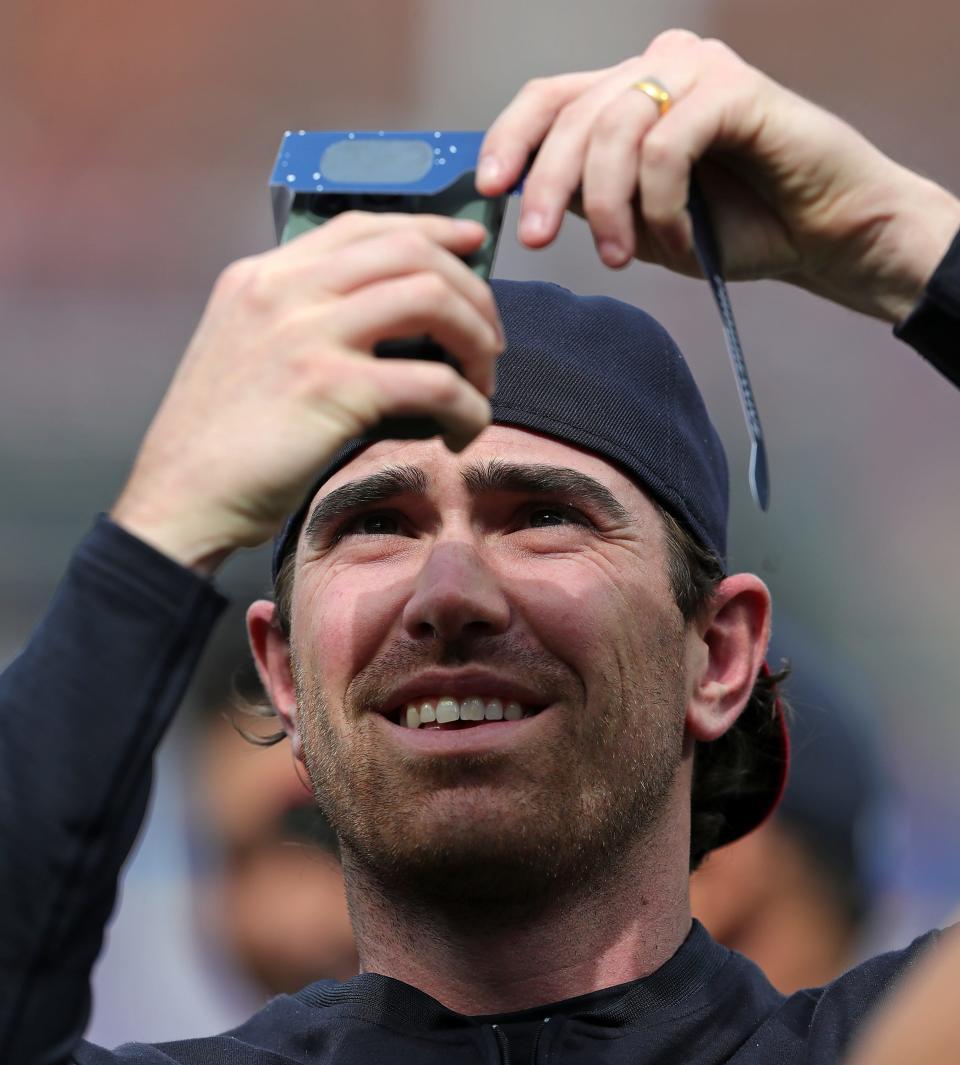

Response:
(342, 806), (693, 1015)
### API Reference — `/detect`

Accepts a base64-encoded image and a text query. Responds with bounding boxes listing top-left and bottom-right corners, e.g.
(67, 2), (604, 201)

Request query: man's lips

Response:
(372, 704), (553, 756)
(375, 670), (550, 730)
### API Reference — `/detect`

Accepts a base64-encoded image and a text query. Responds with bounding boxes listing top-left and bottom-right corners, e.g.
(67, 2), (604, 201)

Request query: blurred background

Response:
(3, 0), (959, 1046)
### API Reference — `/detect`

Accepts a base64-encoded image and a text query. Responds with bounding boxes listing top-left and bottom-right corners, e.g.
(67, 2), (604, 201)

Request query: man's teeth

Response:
(402, 697), (527, 728)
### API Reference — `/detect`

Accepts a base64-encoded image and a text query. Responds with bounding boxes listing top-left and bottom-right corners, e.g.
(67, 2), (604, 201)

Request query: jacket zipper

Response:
(491, 1023), (512, 1065)
(531, 1017), (550, 1062)
(490, 1017), (552, 1064)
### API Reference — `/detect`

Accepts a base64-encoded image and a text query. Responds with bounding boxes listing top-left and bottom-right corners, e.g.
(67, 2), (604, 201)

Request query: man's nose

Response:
(401, 541), (511, 643)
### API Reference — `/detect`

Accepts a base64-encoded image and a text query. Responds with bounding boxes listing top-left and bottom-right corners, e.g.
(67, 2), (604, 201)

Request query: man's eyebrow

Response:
(461, 459), (632, 523)
(303, 465), (428, 544)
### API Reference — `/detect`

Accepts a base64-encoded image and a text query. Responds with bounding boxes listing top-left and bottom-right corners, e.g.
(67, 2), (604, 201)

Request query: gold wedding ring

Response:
(632, 78), (672, 116)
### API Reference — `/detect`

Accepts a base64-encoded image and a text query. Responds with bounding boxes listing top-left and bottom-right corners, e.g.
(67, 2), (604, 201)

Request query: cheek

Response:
(507, 561), (628, 676)
(291, 564), (411, 694)
(511, 557), (680, 694)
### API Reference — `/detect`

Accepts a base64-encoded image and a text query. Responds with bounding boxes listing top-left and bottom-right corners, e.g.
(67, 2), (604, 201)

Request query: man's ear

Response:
(685, 573), (771, 742)
(247, 599), (303, 761)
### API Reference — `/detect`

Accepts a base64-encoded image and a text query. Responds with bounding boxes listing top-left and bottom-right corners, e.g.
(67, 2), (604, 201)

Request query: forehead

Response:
(313, 425), (656, 513)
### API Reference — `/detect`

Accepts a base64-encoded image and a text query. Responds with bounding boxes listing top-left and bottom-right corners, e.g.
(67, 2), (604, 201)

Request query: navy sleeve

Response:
(0, 516), (226, 1065)
(894, 228), (960, 386)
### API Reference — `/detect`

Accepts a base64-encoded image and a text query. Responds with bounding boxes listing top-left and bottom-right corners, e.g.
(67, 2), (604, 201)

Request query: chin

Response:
(343, 820), (579, 913)
(335, 776), (633, 915)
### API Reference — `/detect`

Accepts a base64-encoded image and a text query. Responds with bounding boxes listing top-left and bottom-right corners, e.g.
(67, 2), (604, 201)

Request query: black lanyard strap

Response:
(688, 174), (770, 510)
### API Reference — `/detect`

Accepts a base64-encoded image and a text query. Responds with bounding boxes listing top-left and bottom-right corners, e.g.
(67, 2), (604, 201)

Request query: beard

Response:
(293, 626), (687, 919)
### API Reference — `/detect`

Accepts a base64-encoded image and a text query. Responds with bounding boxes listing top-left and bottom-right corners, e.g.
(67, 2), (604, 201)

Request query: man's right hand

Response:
(111, 212), (502, 574)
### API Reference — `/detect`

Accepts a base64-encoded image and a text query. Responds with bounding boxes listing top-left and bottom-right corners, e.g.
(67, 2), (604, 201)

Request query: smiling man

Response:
(2, 30), (960, 1065)
(242, 282), (774, 1023)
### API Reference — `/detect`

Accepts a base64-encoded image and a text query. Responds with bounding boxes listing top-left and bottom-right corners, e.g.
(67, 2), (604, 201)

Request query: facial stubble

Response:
(291, 622), (689, 917)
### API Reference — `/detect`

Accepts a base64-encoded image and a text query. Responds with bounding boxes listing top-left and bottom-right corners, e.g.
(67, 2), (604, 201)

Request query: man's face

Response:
(284, 426), (695, 905)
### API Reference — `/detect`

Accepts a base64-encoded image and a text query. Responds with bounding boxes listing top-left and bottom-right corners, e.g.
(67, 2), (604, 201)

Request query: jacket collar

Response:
(293, 920), (733, 1033)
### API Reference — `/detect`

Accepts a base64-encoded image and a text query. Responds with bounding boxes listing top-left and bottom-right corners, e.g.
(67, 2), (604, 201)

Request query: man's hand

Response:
(478, 28), (960, 323)
(111, 212), (502, 573)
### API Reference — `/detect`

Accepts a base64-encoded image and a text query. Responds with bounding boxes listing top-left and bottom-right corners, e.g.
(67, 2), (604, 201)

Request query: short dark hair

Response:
(251, 504), (786, 871)
(656, 507), (787, 870)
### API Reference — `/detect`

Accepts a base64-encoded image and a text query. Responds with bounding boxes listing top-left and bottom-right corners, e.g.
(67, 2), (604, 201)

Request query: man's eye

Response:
(340, 512), (402, 538)
(526, 505), (587, 528)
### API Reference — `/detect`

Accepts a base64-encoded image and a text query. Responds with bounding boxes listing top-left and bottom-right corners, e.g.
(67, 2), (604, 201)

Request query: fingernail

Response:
(521, 210), (549, 240)
(598, 239), (625, 264)
(477, 156), (501, 185)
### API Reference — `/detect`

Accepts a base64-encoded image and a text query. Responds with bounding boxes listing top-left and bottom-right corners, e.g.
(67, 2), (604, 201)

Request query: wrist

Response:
(871, 170), (960, 325)
(110, 493), (236, 577)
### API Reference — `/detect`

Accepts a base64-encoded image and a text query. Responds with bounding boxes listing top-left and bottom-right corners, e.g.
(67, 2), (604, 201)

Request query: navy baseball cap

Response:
(271, 279), (787, 850)
(274, 279), (729, 576)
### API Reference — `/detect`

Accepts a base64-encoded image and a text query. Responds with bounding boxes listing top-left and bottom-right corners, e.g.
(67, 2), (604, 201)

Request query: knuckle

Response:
(392, 229), (433, 265)
(526, 168), (572, 203)
(642, 130), (674, 169)
(650, 27), (702, 52)
(242, 263), (283, 315)
(641, 190), (677, 229)
(327, 209), (367, 234)
(405, 270), (449, 310)
(478, 323), (502, 360)
(426, 363), (463, 404)
(218, 255), (282, 315)
(581, 190), (620, 229)
(290, 339), (356, 403)
(552, 97), (589, 133)
(520, 75), (550, 100)
(214, 255), (259, 299)
(522, 74), (572, 115)
(700, 37), (736, 63)
(593, 96), (632, 136)
(480, 287), (501, 331)
(339, 209), (367, 227)
(467, 315), (502, 362)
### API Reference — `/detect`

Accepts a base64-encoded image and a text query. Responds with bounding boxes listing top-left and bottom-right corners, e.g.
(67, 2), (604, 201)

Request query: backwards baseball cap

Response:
(272, 279), (787, 852)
